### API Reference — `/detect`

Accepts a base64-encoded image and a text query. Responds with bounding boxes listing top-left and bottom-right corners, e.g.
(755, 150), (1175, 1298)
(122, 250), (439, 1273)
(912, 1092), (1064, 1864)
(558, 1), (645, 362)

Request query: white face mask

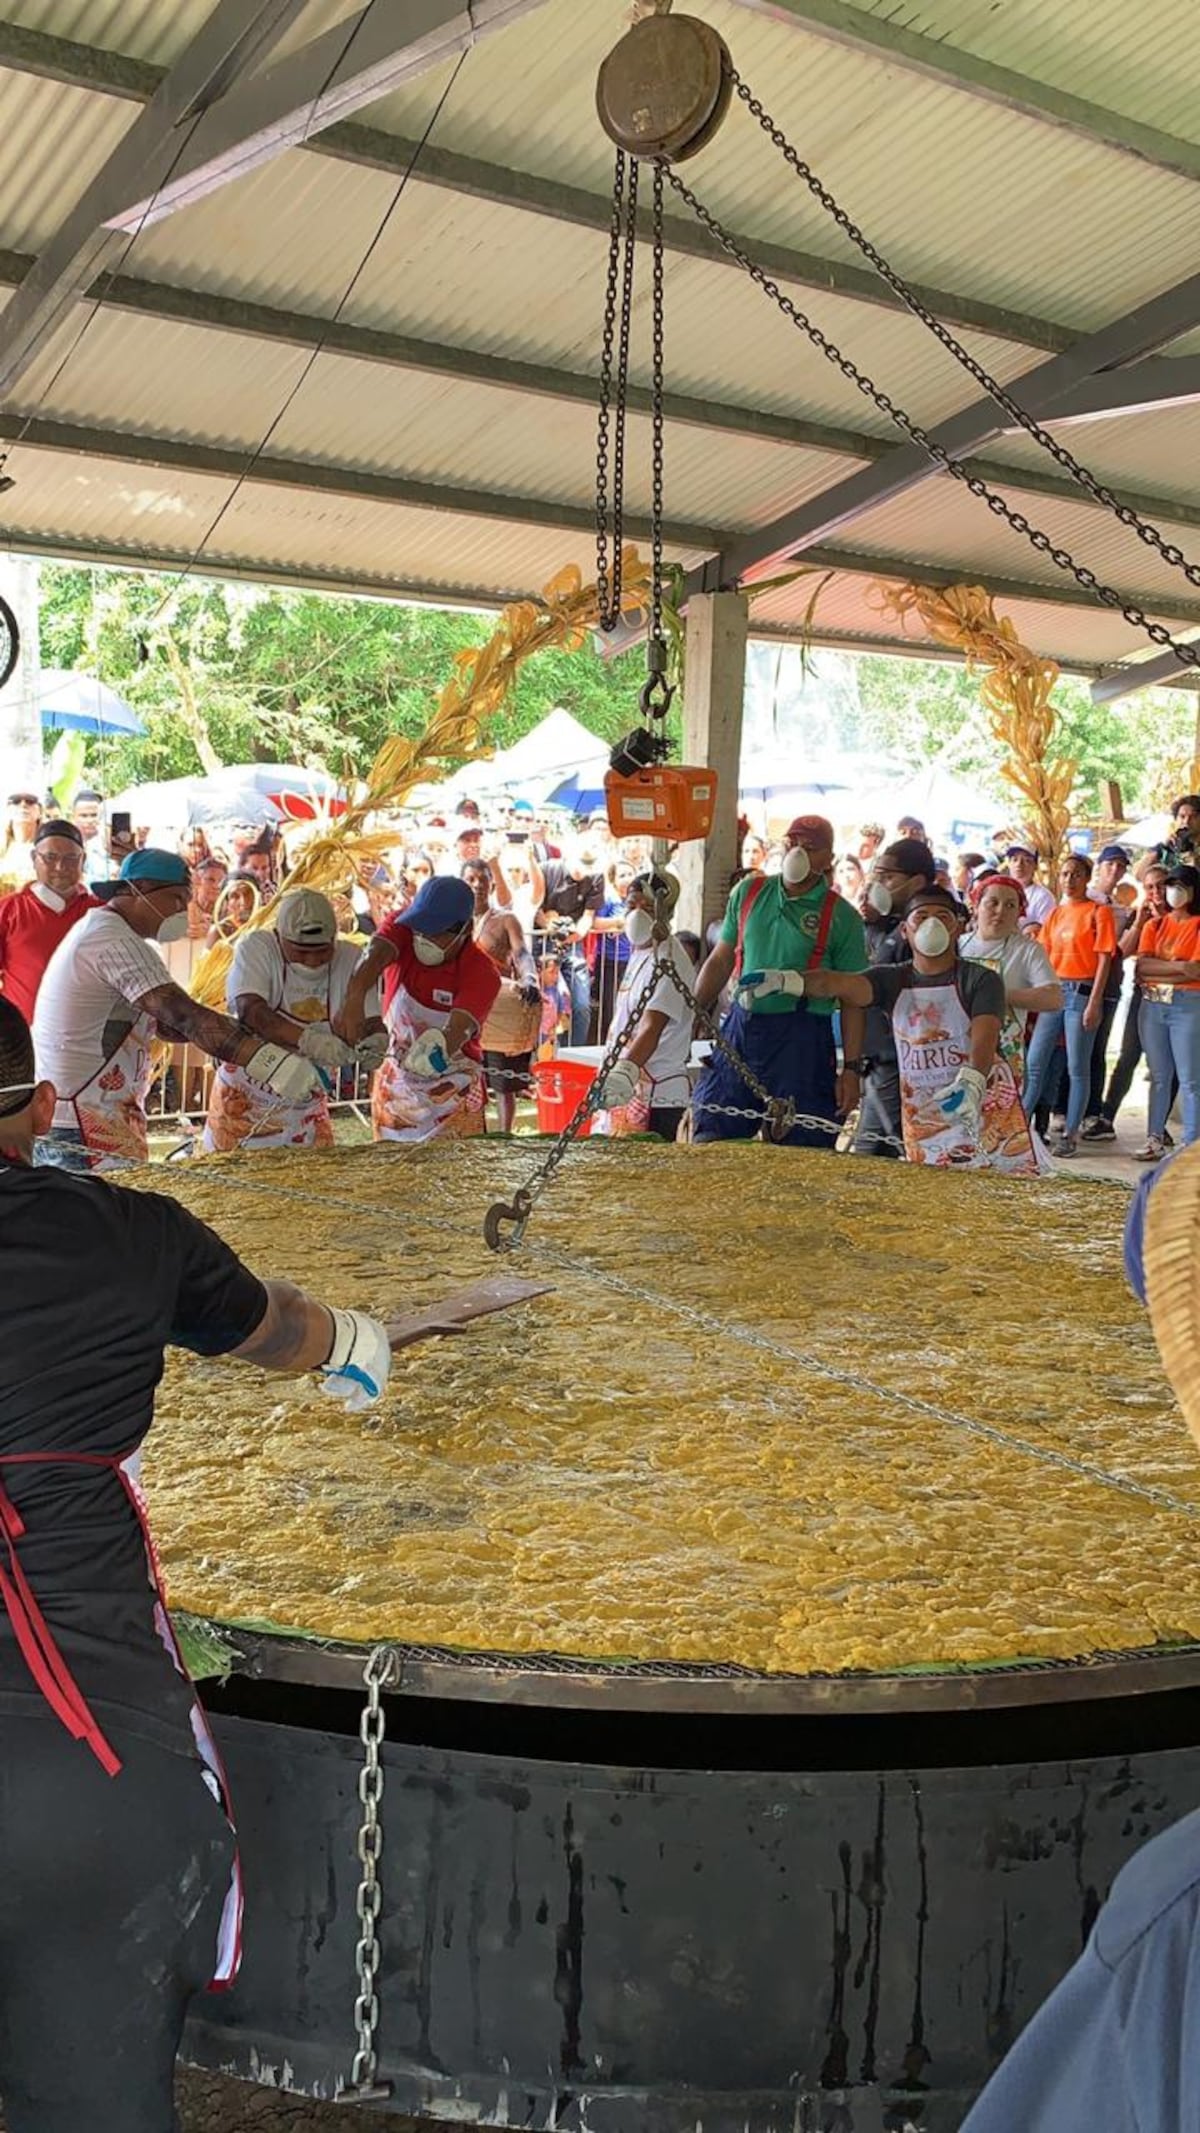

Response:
(155, 910), (190, 944)
(913, 916), (953, 957)
(867, 879), (893, 915)
(624, 908), (656, 948)
(412, 933), (447, 966)
(1167, 884), (1192, 909)
(781, 846), (812, 887)
(31, 882), (67, 913)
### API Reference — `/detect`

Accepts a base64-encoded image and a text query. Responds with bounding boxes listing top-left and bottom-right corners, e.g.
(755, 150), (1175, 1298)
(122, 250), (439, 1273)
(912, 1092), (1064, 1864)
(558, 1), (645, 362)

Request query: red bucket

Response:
(532, 1060), (596, 1137)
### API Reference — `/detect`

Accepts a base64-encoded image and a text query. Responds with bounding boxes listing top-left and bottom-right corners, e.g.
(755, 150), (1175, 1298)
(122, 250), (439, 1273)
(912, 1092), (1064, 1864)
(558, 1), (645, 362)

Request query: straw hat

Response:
(1135, 1142), (1200, 1445)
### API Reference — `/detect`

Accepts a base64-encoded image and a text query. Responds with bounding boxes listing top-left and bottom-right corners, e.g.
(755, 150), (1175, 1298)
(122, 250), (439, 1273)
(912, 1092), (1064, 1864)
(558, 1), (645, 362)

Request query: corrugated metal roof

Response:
(843, 0), (1200, 140)
(0, 0), (1199, 657)
(361, 0), (1200, 329)
(0, 437), (709, 594)
(987, 404), (1200, 510)
(0, 0), (362, 69)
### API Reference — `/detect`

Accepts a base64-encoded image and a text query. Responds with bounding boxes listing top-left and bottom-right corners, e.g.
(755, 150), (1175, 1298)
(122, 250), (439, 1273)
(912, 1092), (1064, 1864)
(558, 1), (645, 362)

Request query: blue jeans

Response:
(691, 1001), (838, 1149)
(562, 949), (592, 1046)
(1140, 990), (1200, 1143)
(1022, 991), (1096, 1137)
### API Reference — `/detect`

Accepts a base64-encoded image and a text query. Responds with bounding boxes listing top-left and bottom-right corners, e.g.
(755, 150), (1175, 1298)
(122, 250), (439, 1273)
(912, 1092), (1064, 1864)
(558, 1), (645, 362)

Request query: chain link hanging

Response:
(731, 73), (1200, 601)
(595, 148), (639, 633)
(337, 1643), (400, 2107)
(663, 160), (1200, 675)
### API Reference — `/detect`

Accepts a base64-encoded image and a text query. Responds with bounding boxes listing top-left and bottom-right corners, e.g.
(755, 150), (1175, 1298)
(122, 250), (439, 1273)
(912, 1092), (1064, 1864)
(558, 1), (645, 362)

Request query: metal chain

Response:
(648, 159), (667, 672)
(732, 71), (1200, 599)
(595, 148), (638, 633)
(338, 1643), (400, 2106)
(662, 165), (1200, 675)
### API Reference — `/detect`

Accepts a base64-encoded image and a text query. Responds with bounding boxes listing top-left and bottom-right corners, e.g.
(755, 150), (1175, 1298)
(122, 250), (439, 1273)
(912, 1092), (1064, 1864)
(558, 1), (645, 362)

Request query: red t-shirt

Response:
(378, 918), (501, 1060)
(0, 885), (97, 1023)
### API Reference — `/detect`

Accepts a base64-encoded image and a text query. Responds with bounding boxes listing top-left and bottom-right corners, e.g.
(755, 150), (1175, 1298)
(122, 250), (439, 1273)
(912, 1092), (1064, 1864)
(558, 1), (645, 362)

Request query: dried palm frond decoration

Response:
(188, 552), (650, 1010)
(873, 580), (1076, 874)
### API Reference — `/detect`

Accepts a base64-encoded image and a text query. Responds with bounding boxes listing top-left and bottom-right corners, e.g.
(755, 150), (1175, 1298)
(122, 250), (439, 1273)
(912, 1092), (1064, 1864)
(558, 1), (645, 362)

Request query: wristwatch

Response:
(842, 1056), (872, 1075)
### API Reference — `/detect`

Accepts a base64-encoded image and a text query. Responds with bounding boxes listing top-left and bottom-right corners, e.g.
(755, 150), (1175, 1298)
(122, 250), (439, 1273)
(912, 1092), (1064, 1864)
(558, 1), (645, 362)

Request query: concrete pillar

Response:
(0, 553), (42, 802)
(674, 590), (749, 940)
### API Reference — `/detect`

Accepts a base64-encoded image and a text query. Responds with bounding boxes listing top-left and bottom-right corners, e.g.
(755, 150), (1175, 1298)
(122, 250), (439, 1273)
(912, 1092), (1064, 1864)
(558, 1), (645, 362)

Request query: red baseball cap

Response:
(786, 814), (835, 845)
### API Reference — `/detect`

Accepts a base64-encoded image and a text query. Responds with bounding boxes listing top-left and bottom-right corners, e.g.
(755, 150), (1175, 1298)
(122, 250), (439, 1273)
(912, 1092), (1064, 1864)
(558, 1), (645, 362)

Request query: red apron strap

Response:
(0, 1472), (121, 1776)
(811, 888), (837, 963)
(733, 872), (770, 979)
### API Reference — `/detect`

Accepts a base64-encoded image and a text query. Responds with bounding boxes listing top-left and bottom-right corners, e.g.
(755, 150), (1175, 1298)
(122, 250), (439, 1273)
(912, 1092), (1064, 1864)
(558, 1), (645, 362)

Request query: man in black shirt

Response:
(0, 998), (392, 2133)
(535, 843), (605, 1044)
(855, 837), (937, 1158)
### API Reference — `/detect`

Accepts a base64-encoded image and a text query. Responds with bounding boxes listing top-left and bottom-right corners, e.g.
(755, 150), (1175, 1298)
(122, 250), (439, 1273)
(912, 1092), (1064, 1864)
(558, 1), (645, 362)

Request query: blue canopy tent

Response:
(40, 669), (145, 738)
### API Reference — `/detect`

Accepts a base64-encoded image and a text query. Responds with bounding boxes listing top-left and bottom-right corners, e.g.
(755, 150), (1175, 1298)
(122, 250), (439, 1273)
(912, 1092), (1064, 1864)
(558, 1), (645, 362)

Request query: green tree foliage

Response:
(37, 566), (645, 792)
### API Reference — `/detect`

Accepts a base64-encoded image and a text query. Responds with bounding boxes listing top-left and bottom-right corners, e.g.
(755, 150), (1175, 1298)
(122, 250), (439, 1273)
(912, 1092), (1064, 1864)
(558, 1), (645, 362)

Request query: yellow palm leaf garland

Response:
(188, 552), (651, 1011)
(874, 581), (1076, 874)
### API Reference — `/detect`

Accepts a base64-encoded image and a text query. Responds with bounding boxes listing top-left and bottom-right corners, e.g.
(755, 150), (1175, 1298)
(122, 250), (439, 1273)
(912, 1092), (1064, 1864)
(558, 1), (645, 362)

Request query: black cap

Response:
(33, 818), (83, 848)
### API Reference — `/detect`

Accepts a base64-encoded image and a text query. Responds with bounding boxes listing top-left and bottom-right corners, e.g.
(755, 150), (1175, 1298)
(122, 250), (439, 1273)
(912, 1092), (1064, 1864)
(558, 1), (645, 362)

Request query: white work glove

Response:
(406, 1028), (451, 1079)
(243, 1042), (324, 1103)
(736, 967), (807, 1011)
(354, 1030), (389, 1073)
(598, 1059), (641, 1110)
(298, 1023), (354, 1072)
(319, 1307), (391, 1412)
(937, 1065), (987, 1133)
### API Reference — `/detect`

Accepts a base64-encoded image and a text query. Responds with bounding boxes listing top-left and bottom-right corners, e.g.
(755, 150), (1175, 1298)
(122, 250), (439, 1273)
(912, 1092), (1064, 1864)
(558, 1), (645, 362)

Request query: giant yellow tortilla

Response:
(123, 1143), (1200, 1675)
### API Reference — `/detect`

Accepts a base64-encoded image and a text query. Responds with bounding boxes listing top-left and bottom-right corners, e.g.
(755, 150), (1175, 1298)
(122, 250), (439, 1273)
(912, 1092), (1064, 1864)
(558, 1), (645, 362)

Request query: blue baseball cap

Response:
(400, 875), (474, 936)
(92, 847), (191, 900)
(1098, 843), (1132, 865)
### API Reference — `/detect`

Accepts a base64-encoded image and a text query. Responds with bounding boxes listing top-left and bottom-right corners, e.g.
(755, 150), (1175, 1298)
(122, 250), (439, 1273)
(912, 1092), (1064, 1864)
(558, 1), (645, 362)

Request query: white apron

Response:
(893, 977), (1038, 1174)
(372, 983), (486, 1144)
(203, 947), (334, 1154)
(69, 1012), (155, 1170)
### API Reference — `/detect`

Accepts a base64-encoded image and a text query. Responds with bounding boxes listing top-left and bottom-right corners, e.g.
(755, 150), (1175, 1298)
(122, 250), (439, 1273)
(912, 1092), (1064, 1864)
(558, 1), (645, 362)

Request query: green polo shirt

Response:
(720, 876), (868, 1015)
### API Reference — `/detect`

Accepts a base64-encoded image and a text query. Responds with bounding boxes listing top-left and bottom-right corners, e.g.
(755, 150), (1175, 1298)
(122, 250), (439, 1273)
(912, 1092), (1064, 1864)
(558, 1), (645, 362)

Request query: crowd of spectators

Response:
(2, 779), (1197, 1161)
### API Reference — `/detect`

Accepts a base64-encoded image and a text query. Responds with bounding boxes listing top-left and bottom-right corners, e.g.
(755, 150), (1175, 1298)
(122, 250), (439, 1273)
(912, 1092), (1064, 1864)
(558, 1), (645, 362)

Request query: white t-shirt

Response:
(608, 935), (696, 1107)
(34, 907), (168, 1124)
(225, 930), (373, 1023)
(1021, 881), (1056, 927)
(961, 927), (1057, 998)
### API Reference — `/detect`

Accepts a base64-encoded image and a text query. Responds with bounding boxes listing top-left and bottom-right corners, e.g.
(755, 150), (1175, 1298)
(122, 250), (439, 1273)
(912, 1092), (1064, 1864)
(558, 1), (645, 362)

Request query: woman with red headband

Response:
(961, 872), (1062, 1088)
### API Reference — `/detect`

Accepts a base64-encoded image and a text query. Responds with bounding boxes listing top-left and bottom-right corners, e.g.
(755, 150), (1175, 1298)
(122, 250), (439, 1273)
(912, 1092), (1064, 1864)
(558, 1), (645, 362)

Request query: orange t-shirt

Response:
(1140, 912), (1200, 990)
(1040, 898), (1118, 981)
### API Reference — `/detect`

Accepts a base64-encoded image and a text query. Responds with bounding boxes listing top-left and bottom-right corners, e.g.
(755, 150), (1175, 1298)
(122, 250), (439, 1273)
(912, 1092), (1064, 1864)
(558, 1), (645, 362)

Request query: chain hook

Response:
(639, 671), (676, 720)
(484, 1188), (533, 1254)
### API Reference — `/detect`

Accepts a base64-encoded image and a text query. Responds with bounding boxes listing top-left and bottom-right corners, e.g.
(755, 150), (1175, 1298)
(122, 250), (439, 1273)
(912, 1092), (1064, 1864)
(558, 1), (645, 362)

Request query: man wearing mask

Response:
(32, 849), (318, 1171)
(594, 868), (696, 1144)
(337, 874), (501, 1143)
(690, 816), (868, 1149)
(802, 886), (1031, 1169)
(0, 820), (96, 1023)
(857, 837), (938, 1159)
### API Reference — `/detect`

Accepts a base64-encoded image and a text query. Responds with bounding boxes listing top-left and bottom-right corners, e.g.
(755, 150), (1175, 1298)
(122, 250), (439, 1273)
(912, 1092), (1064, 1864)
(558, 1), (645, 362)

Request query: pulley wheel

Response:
(596, 15), (733, 164)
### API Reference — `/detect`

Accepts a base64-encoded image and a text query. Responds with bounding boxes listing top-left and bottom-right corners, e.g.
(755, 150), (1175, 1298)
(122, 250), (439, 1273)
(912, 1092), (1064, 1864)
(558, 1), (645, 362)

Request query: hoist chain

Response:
(337, 1644), (401, 2107)
(732, 72), (1200, 602)
(643, 159), (674, 715)
(596, 148), (639, 633)
(663, 162), (1200, 676)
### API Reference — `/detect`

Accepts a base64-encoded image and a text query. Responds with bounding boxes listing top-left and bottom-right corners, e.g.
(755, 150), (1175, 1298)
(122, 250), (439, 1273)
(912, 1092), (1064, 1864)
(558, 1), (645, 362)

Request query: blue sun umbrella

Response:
(40, 669), (145, 738)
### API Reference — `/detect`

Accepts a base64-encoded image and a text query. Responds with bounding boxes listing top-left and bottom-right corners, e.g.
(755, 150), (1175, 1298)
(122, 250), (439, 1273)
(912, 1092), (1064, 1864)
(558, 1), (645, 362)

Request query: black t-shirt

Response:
(539, 862), (604, 928)
(0, 1164), (267, 1714)
(869, 957), (1006, 1021)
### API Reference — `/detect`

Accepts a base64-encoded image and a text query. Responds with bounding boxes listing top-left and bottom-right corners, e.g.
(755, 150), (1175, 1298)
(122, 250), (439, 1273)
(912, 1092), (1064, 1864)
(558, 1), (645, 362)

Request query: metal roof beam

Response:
(685, 268), (1200, 596)
(796, 543), (1200, 628)
(726, 0), (1200, 183)
(0, 0), (314, 402)
(1090, 644), (1200, 703)
(108, 0), (556, 234)
(0, 412), (726, 553)
(0, 19), (1076, 355)
(1000, 356), (1200, 430)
